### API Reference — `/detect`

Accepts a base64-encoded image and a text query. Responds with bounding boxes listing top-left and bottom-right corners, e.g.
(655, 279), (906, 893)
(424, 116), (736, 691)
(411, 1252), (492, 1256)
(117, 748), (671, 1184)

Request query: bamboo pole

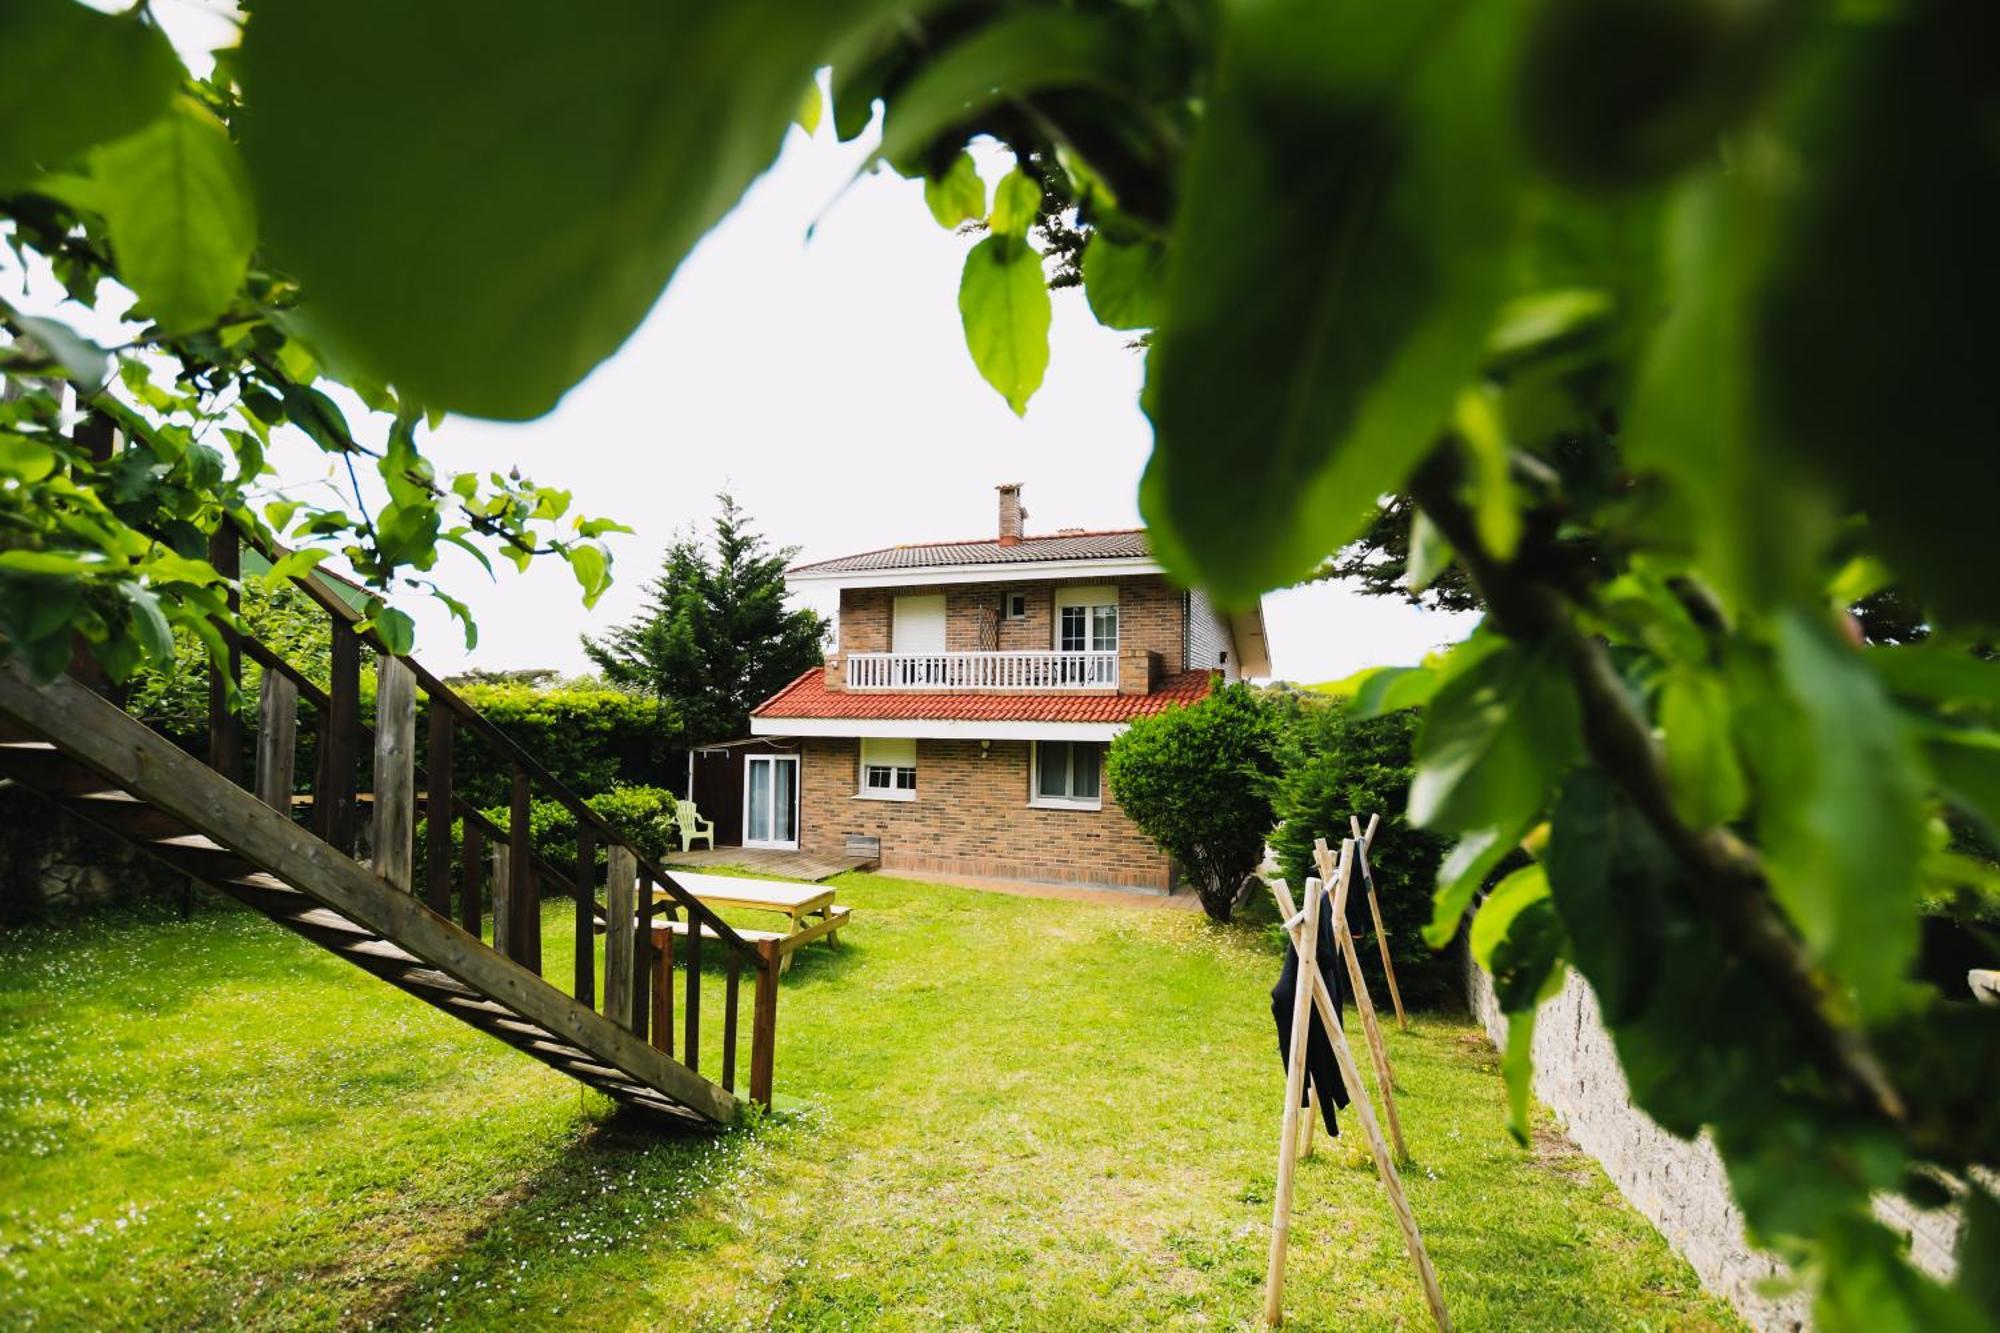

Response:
(1352, 813), (1408, 1031)
(1270, 861), (1452, 1331)
(1315, 837), (1409, 1162)
(1264, 874), (1323, 1326)
(1298, 1088), (1317, 1161)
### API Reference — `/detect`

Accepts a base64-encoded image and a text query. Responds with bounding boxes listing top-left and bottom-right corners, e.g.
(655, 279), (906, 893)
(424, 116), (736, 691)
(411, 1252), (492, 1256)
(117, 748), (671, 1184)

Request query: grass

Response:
(0, 873), (1743, 1330)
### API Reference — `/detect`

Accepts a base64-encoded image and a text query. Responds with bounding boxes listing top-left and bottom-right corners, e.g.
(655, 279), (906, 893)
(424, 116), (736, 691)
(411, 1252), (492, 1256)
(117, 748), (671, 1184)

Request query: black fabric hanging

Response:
(1270, 889), (1349, 1136)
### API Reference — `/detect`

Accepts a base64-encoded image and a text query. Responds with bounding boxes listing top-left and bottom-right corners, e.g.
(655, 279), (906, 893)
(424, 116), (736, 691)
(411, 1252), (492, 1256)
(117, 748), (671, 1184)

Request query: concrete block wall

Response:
(1463, 953), (1967, 1330)
(798, 736), (1172, 890)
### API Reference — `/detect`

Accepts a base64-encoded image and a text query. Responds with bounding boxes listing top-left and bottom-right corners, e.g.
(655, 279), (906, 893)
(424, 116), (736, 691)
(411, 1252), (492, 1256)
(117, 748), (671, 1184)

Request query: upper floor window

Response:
(1054, 586), (1117, 654)
(1004, 592), (1028, 621)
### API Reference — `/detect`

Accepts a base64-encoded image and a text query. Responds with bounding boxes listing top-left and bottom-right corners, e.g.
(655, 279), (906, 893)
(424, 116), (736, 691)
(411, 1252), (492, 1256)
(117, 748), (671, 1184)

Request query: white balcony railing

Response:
(845, 650), (1119, 691)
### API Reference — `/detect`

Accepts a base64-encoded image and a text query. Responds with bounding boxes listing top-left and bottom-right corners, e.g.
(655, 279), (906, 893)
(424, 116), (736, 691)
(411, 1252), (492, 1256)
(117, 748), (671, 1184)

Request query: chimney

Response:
(997, 483), (1026, 546)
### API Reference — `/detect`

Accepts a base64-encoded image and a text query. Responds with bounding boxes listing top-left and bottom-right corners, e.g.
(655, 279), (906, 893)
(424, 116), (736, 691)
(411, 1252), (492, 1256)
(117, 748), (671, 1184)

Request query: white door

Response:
(892, 594), (947, 685)
(743, 755), (799, 849)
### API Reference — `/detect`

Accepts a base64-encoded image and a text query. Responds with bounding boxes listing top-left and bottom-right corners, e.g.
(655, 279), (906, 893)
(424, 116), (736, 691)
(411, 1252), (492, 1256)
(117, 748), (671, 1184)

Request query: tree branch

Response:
(1407, 447), (1908, 1128)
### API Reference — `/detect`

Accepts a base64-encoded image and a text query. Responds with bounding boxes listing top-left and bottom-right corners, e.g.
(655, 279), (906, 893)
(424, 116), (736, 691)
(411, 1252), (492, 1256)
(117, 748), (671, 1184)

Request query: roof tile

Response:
(788, 529), (1150, 575)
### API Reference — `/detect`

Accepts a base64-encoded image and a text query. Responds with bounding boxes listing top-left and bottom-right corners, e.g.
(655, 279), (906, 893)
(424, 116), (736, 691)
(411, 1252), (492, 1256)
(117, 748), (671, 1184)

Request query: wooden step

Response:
(146, 832), (258, 878)
(0, 739), (101, 792)
(61, 789), (191, 840)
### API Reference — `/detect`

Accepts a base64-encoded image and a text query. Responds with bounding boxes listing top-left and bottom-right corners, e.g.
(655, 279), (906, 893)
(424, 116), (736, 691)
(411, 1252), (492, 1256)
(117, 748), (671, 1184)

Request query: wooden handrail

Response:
(248, 537), (760, 963)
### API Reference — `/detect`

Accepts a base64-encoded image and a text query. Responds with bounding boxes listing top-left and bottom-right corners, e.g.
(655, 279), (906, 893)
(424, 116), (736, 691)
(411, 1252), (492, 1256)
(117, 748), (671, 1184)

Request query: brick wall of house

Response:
(798, 736), (1173, 890)
(837, 576), (1189, 672)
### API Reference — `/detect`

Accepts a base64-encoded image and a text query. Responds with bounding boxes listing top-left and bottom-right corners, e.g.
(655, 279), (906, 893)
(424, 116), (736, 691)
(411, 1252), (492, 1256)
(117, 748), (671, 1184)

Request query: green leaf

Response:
(1500, 1009), (1539, 1148)
(0, 550), (103, 577)
(119, 583), (175, 666)
(1758, 1), (2000, 627)
(1543, 769), (1670, 1024)
(922, 152), (986, 230)
(874, 8), (1134, 174)
(1869, 643), (2000, 711)
(1081, 234), (1167, 332)
(1140, 0), (1526, 601)
(1744, 612), (1925, 1020)
(87, 97), (256, 335)
(1515, 0), (1793, 190)
(1471, 864), (1550, 973)
(1454, 385), (1522, 562)
(1410, 639), (1581, 834)
(576, 516), (635, 539)
(281, 385), (355, 454)
(1626, 169), (1827, 611)
(371, 605), (416, 656)
(0, 433), (58, 483)
(1404, 509), (1453, 595)
(0, 0), (181, 190)
(265, 547), (331, 583)
(1348, 664), (1441, 719)
(987, 167), (1041, 239)
(1659, 667), (1747, 828)
(239, 0), (895, 419)
(6, 311), (110, 387)
(1920, 727), (2000, 848)
(794, 80), (823, 135)
(1426, 819), (1527, 949)
(957, 235), (1051, 417)
(569, 542), (611, 609)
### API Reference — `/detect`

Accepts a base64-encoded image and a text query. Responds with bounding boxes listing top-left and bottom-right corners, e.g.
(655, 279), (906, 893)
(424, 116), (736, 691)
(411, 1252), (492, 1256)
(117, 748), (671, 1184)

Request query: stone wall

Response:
(0, 783), (188, 925)
(798, 736), (1172, 889)
(1463, 952), (1965, 1330)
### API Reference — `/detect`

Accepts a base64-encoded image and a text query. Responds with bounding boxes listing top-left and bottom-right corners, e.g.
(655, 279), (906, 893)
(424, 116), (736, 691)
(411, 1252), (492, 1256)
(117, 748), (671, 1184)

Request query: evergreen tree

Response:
(582, 494), (828, 742)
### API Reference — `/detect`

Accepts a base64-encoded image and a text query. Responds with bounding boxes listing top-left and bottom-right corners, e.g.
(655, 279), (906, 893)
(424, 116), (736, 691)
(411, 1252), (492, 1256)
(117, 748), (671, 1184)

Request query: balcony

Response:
(844, 650), (1119, 691)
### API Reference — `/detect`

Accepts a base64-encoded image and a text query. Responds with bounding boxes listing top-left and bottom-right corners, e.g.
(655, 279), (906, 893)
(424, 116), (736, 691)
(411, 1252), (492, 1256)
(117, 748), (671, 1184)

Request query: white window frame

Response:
(857, 737), (917, 802)
(1030, 740), (1104, 810)
(1053, 586), (1118, 654)
(1003, 591), (1028, 621)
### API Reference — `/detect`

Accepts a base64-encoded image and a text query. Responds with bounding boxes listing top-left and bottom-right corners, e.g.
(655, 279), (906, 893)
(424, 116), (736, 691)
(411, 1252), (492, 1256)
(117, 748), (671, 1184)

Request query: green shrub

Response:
(1105, 683), (1282, 922)
(449, 683), (681, 808)
(1271, 698), (1455, 1008)
(469, 784), (681, 887)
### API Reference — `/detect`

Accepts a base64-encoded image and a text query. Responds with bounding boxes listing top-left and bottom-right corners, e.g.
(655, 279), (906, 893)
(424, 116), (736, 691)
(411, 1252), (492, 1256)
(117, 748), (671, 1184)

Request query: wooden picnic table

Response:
(652, 871), (849, 971)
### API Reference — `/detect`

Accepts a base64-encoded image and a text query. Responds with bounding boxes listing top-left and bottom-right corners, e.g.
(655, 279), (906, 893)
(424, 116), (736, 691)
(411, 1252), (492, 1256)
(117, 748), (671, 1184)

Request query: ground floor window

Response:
(859, 737), (917, 800)
(1033, 740), (1103, 808)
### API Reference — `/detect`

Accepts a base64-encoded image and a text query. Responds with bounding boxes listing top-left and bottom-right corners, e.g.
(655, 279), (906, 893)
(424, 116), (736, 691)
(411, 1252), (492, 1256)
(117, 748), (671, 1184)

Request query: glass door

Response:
(743, 755), (799, 849)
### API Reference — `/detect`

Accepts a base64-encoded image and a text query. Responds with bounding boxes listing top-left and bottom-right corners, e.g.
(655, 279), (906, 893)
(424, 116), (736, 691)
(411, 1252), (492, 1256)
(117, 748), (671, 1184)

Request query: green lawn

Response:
(0, 874), (1741, 1330)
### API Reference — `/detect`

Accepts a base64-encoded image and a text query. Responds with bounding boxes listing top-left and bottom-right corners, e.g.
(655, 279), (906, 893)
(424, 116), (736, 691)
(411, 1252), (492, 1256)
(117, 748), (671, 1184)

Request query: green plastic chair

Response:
(675, 800), (715, 851)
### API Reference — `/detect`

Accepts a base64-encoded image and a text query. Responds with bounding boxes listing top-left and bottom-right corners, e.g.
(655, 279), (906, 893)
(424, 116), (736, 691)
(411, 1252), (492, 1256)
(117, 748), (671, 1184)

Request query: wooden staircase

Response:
(0, 534), (778, 1130)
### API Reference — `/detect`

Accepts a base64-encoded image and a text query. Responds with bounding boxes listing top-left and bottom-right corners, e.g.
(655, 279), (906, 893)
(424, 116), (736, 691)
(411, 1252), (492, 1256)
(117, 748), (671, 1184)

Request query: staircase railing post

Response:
(424, 700), (454, 915)
(460, 818), (483, 938)
(574, 823), (595, 1009)
(750, 939), (779, 1109)
(315, 620), (360, 853)
(491, 842), (512, 956)
(253, 670), (297, 812)
(371, 655), (416, 891)
(632, 869), (653, 1043)
(603, 845), (636, 1030)
(507, 764), (534, 969)
(683, 912), (702, 1076)
(205, 526), (244, 785)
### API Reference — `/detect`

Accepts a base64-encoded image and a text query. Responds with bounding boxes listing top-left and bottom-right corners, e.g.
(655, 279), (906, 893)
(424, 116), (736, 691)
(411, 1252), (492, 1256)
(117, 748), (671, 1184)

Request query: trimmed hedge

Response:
(448, 683), (680, 809)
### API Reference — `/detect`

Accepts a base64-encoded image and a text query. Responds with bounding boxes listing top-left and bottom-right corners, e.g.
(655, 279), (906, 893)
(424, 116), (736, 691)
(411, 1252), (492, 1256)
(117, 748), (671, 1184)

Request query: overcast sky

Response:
(24, 5), (1480, 683)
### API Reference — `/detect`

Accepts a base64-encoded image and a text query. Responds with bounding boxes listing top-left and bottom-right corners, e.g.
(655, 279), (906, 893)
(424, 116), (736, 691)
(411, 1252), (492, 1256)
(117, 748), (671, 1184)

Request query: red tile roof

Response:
(788, 528), (1151, 575)
(750, 668), (1216, 724)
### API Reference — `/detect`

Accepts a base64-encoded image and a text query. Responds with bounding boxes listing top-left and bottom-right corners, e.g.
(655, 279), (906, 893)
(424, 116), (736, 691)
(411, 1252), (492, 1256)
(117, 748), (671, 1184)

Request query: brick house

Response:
(745, 484), (1271, 891)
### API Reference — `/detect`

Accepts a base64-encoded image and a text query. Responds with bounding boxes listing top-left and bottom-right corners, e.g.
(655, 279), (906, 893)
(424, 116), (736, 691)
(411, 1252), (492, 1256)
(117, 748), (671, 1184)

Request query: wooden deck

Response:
(664, 846), (875, 882)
